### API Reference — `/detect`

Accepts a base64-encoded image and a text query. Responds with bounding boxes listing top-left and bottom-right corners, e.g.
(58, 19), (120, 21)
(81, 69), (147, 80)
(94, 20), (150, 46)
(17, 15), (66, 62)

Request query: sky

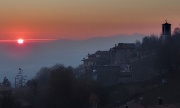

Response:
(1, 0), (180, 40)
(1, 0), (180, 82)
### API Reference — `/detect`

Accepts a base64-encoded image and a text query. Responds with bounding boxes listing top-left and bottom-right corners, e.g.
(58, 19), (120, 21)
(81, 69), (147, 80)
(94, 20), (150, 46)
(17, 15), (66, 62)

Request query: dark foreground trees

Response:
(26, 64), (105, 108)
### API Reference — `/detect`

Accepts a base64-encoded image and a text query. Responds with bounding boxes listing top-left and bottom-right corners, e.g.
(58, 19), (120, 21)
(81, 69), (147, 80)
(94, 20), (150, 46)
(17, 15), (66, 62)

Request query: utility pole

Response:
(15, 68), (27, 88)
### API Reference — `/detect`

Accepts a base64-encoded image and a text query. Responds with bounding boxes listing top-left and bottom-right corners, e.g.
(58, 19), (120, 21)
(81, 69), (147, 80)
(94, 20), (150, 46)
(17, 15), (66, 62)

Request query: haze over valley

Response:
(0, 34), (144, 82)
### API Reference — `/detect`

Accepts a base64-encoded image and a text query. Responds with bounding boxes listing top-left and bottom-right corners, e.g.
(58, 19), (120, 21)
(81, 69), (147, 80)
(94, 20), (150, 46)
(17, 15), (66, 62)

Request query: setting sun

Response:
(17, 39), (24, 44)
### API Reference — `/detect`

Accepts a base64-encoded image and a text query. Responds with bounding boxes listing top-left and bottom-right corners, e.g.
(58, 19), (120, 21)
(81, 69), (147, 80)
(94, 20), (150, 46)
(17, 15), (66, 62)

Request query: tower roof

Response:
(163, 20), (171, 25)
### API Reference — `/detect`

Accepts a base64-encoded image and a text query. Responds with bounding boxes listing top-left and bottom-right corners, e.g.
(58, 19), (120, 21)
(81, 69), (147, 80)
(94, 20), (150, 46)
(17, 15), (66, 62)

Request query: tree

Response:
(135, 40), (141, 46)
(26, 79), (38, 95)
(27, 64), (76, 108)
(154, 28), (179, 74)
(25, 64), (106, 108)
(172, 27), (180, 47)
(141, 35), (159, 52)
(173, 27), (180, 35)
(47, 64), (75, 108)
(73, 64), (85, 78)
(2, 77), (11, 87)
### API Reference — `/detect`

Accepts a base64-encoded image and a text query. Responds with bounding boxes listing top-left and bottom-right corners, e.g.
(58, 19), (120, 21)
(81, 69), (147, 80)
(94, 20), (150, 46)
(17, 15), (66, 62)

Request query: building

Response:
(82, 51), (110, 70)
(82, 42), (158, 85)
(161, 20), (171, 42)
(82, 43), (136, 70)
(112, 43), (136, 65)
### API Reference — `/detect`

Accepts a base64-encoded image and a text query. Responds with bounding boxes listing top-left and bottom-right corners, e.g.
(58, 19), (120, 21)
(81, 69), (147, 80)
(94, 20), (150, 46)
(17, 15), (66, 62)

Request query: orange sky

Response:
(1, 0), (180, 40)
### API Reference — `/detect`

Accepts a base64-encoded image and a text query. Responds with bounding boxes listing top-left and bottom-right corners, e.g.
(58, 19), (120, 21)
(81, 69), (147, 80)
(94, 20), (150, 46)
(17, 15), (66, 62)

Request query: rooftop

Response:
(113, 43), (136, 49)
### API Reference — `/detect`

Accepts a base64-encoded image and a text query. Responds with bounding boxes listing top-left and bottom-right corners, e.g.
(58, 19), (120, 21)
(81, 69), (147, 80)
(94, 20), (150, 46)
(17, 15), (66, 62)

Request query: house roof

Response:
(113, 43), (136, 49)
(163, 21), (171, 25)
(147, 103), (180, 108)
(119, 103), (145, 108)
(82, 51), (110, 61)
(82, 58), (97, 61)
(95, 51), (109, 55)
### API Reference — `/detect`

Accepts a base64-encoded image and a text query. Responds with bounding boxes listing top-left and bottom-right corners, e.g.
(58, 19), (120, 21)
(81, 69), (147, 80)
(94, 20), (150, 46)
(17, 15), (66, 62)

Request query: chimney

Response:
(158, 97), (162, 105)
(116, 100), (120, 107)
(125, 104), (128, 108)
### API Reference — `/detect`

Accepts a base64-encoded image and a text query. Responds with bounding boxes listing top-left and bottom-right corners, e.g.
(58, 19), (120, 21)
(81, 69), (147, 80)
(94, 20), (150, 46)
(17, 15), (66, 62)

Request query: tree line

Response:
(25, 64), (106, 108)
(139, 27), (180, 75)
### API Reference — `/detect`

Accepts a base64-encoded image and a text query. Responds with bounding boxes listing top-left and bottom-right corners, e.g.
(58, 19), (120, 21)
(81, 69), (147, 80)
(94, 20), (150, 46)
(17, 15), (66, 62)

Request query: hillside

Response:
(103, 68), (180, 107)
(140, 69), (180, 107)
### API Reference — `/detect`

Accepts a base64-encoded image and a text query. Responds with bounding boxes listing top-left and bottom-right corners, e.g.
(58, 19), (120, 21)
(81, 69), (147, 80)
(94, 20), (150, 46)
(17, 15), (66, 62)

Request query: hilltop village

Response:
(81, 21), (172, 85)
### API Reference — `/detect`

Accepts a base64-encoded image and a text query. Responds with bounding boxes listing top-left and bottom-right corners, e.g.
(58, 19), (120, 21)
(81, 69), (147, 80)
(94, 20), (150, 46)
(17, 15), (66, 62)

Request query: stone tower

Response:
(162, 20), (171, 41)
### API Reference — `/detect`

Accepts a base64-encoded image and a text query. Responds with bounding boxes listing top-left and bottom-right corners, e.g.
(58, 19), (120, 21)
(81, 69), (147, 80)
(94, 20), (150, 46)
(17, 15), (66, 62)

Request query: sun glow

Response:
(17, 39), (24, 44)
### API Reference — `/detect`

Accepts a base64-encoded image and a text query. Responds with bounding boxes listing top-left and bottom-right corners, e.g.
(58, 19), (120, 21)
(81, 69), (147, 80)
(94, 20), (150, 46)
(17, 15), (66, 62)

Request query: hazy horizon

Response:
(0, 34), (144, 83)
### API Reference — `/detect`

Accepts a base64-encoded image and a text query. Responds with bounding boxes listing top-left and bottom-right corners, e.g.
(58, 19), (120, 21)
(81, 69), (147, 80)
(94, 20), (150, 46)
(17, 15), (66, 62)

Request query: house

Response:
(82, 43), (137, 71)
(112, 43), (136, 65)
(82, 50), (110, 70)
(119, 103), (145, 108)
